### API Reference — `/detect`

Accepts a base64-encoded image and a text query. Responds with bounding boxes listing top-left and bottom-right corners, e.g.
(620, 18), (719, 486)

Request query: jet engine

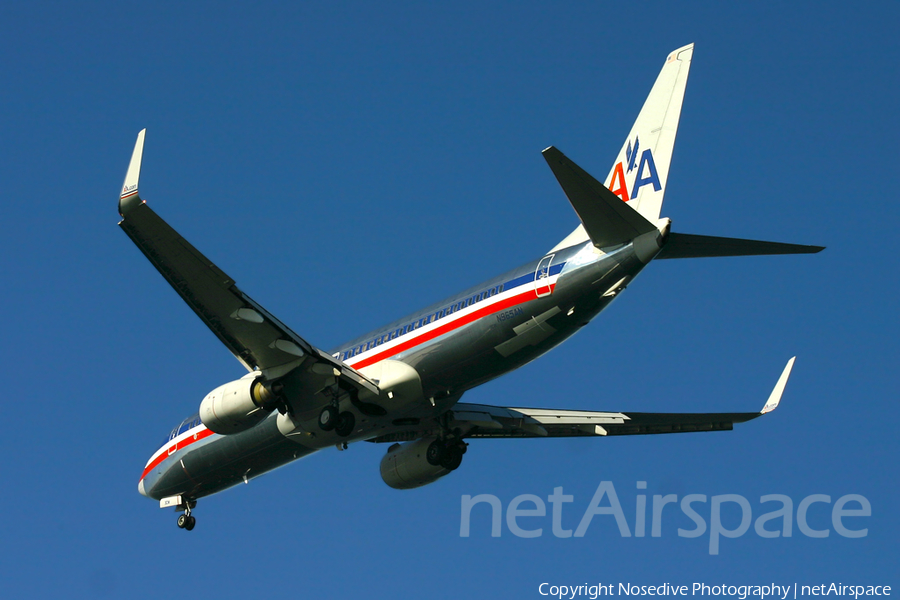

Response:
(379, 436), (466, 489)
(199, 376), (278, 435)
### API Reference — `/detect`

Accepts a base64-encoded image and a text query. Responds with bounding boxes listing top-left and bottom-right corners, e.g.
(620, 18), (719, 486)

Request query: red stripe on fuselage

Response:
(349, 284), (553, 370)
(140, 427), (214, 482)
(139, 282), (555, 482)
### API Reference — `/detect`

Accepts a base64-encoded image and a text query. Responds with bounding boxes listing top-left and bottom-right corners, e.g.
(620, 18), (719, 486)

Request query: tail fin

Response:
(550, 44), (692, 253)
(605, 43), (693, 222)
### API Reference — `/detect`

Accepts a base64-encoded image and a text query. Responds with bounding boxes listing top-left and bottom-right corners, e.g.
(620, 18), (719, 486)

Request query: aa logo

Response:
(608, 136), (661, 202)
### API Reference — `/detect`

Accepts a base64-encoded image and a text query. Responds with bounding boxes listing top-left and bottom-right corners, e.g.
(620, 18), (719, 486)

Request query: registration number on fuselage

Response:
(496, 307), (524, 323)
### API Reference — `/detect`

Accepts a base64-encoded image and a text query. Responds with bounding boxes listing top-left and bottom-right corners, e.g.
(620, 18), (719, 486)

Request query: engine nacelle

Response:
(380, 437), (450, 490)
(199, 376), (277, 435)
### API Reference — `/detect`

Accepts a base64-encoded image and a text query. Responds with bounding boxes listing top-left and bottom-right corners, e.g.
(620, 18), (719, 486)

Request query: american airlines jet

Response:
(123, 44), (821, 531)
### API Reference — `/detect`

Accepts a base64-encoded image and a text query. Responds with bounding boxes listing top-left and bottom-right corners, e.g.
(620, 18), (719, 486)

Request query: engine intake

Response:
(199, 376), (278, 435)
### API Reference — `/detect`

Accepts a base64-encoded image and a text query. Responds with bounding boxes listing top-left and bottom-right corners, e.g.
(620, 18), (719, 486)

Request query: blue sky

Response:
(1, 2), (897, 597)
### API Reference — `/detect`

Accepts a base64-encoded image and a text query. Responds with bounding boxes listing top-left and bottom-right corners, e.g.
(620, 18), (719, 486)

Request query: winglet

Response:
(119, 129), (146, 216)
(760, 357), (795, 414)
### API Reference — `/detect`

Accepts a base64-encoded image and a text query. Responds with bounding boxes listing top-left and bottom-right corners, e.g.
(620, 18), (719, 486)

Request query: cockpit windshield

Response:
(160, 413), (202, 447)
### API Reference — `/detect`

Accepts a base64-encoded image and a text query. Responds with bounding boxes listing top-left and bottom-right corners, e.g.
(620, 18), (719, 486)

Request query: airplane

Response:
(124, 43), (822, 531)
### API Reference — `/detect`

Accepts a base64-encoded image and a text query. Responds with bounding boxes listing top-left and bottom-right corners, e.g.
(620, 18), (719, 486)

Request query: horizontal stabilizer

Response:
(543, 146), (657, 249)
(656, 232), (825, 259)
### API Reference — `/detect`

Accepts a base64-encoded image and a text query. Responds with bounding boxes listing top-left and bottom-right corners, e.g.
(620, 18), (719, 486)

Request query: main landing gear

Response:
(176, 500), (197, 531)
(318, 405), (356, 437)
(426, 438), (467, 471)
(318, 373), (358, 438)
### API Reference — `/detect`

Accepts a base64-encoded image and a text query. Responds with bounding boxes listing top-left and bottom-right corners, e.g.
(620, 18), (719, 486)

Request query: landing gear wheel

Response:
(426, 439), (445, 466)
(335, 411), (356, 437)
(318, 405), (338, 431)
(440, 444), (463, 471)
(184, 516), (196, 531)
(177, 514), (188, 529)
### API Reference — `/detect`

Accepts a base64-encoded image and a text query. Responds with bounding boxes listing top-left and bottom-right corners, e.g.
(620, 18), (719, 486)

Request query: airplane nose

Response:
(138, 478), (148, 497)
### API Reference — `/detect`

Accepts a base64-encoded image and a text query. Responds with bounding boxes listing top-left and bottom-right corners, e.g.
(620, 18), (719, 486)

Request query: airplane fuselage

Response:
(138, 237), (651, 501)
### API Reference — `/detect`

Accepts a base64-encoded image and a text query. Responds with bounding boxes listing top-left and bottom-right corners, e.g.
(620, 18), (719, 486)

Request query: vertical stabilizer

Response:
(550, 45), (692, 253)
(608, 43), (692, 222)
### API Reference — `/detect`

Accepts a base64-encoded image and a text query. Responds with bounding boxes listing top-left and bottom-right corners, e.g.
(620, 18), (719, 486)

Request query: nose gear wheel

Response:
(175, 500), (197, 531)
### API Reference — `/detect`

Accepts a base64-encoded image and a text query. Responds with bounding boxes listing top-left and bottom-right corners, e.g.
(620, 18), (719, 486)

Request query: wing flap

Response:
(451, 404), (759, 438)
(120, 201), (308, 371)
(450, 358), (794, 439)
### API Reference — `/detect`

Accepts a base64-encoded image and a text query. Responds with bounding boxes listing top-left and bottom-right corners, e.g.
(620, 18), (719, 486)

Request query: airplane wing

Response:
(117, 130), (377, 395)
(449, 358), (795, 438)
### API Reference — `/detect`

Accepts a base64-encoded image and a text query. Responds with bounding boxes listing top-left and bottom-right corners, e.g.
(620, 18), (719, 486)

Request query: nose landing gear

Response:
(160, 494), (198, 531)
(175, 499), (197, 531)
(177, 513), (196, 531)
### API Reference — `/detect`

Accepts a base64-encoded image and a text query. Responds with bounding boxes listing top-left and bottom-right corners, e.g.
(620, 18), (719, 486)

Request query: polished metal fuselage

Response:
(139, 238), (650, 501)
